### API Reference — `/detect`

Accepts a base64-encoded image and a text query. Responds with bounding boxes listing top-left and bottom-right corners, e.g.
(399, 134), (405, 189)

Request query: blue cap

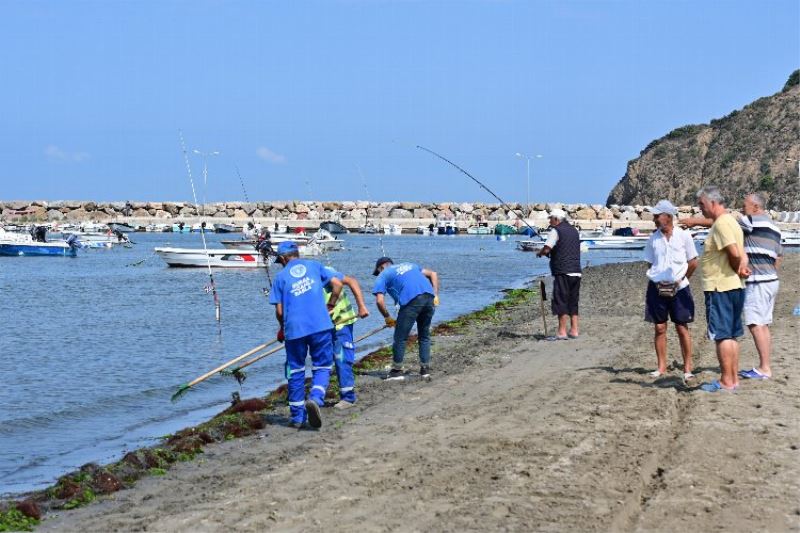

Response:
(276, 241), (299, 255)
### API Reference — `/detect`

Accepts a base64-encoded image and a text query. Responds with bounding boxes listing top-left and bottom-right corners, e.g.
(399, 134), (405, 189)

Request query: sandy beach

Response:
(38, 255), (800, 532)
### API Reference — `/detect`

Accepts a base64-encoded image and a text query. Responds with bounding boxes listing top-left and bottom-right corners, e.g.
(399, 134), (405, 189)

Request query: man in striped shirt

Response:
(736, 193), (783, 380)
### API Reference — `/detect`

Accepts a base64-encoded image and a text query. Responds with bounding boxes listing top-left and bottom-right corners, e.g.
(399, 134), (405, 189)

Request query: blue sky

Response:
(1, 0), (797, 204)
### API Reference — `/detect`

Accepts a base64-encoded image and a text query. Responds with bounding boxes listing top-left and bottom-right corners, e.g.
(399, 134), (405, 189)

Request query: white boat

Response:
(516, 240), (545, 252)
(782, 230), (800, 247)
(0, 228), (79, 257)
(358, 222), (378, 234)
(213, 223), (241, 233)
(382, 223), (402, 235)
(219, 239), (324, 257)
(154, 247), (274, 268)
(108, 222), (136, 233)
(467, 223), (492, 235)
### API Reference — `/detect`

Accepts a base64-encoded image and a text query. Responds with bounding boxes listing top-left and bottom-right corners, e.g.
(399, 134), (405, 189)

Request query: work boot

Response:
(420, 366), (431, 379)
(305, 400), (322, 429)
(384, 368), (405, 381)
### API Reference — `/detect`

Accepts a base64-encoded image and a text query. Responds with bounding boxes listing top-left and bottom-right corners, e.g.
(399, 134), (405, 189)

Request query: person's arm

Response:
(375, 293), (395, 326)
(343, 275), (370, 318)
(326, 277), (344, 311)
(686, 257), (698, 280)
(422, 268), (439, 306)
(723, 243), (750, 278)
(680, 216), (713, 228)
(537, 231), (558, 257)
(274, 303), (285, 342)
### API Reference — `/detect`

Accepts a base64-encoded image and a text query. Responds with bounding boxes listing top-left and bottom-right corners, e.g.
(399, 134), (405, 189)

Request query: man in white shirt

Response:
(643, 200), (699, 381)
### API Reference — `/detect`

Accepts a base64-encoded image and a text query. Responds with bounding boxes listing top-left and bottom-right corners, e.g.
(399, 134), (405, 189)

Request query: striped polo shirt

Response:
(738, 213), (783, 283)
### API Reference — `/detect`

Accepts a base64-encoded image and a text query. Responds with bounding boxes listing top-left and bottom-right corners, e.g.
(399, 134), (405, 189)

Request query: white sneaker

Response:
(334, 400), (355, 410)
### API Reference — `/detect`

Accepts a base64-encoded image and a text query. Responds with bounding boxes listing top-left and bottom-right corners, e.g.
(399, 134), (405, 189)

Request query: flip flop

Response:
(699, 380), (736, 393)
(568, 333), (579, 339)
(739, 368), (770, 380)
(683, 372), (696, 381)
(545, 335), (569, 341)
(648, 370), (664, 378)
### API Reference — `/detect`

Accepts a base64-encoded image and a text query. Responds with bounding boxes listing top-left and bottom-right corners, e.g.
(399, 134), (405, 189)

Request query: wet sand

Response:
(40, 255), (800, 532)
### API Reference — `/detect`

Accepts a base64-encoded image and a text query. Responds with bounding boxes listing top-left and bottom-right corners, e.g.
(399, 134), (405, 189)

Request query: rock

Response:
(546, 202), (563, 211)
(47, 209), (65, 221)
(596, 207), (615, 220)
(15, 500), (41, 521)
(232, 209), (248, 219)
(271, 201), (288, 210)
(91, 470), (123, 494)
(179, 206), (196, 216)
(65, 208), (93, 221)
(147, 202), (163, 210)
(573, 207), (597, 220)
(132, 208), (150, 217)
(321, 201), (342, 211)
(83, 201), (97, 211)
(341, 201), (356, 210)
(368, 208), (390, 219)
(295, 204), (310, 213)
(533, 203), (547, 211)
(7, 200), (30, 210)
(240, 202), (257, 215)
(251, 209), (264, 218)
(389, 208), (413, 219)
(487, 209), (507, 221)
(212, 211), (228, 218)
(307, 210), (320, 220)
(401, 202), (421, 210)
(619, 210), (640, 221)
(154, 209), (172, 219)
(458, 202), (474, 213)
(414, 208), (434, 219)
(355, 201), (370, 210)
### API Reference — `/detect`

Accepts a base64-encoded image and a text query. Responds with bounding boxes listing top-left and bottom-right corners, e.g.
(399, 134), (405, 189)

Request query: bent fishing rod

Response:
(180, 130), (221, 322)
(234, 163), (274, 294)
(416, 145), (540, 235)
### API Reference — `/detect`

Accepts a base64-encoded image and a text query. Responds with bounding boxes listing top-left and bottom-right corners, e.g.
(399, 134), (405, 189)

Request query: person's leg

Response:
(717, 339), (739, 389)
(307, 329), (334, 407)
(567, 277), (580, 336)
(748, 324), (772, 377)
(675, 323), (692, 374)
(284, 337), (309, 424)
(654, 322), (668, 373)
(392, 302), (418, 369)
(415, 295), (436, 367)
(334, 325), (357, 402)
(551, 275), (569, 337)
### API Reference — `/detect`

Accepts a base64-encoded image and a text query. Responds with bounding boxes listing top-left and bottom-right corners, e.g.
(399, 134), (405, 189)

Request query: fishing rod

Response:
(179, 131), (221, 322)
(416, 145), (540, 235)
(356, 164), (387, 257)
(234, 164), (274, 295)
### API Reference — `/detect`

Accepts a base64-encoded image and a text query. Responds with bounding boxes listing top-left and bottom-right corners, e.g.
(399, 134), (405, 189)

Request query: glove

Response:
(384, 316), (397, 327)
(433, 296), (440, 307)
(277, 328), (285, 343)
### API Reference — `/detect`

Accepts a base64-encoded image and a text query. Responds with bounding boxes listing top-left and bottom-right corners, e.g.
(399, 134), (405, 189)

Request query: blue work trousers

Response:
(392, 293), (435, 368)
(333, 324), (357, 403)
(284, 329), (334, 424)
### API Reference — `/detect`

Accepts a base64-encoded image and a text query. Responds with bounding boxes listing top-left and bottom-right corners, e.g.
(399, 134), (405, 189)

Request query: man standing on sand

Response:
(372, 257), (439, 381)
(685, 193), (783, 380)
(322, 265), (370, 409)
(694, 186), (749, 392)
(269, 241), (343, 428)
(643, 200), (698, 381)
(537, 208), (581, 340)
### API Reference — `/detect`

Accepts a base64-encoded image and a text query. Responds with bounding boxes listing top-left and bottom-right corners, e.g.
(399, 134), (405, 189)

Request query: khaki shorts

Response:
(744, 280), (779, 326)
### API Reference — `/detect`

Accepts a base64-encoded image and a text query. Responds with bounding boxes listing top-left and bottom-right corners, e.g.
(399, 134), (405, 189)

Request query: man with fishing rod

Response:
(269, 241), (344, 429)
(322, 265), (371, 409)
(373, 257), (439, 381)
(536, 208), (582, 340)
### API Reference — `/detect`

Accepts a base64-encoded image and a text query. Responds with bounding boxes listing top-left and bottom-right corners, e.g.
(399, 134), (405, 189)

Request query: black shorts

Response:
(644, 282), (695, 325)
(552, 274), (581, 316)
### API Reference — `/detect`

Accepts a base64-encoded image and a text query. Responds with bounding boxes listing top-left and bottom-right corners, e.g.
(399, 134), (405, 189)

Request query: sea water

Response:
(0, 232), (645, 495)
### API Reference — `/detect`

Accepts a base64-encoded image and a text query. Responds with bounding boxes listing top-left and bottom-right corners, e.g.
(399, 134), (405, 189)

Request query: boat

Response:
(581, 238), (646, 250)
(382, 223), (402, 235)
(108, 222), (136, 233)
(494, 224), (516, 236)
(358, 222), (378, 234)
(154, 247), (275, 268)
(467, 222), (492, 235)
(220, 238), (325, 256)
(213, 223), (241, 233)
(191, 222), (213, 233)
(172, 222), (191, 233)
(516, 240), (545, 252)
(437, 219), (459, 235)
(0, 228), (79, 257)
(781, 230), (800, 247)
(319, 221), (349, 234)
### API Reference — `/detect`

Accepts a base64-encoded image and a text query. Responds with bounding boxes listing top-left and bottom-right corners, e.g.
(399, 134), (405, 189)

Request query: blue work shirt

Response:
(269, 259), (334, 340)
(372, 263), (434, 306)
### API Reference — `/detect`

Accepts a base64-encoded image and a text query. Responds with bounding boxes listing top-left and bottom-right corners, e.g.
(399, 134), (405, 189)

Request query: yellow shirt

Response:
(700, 213), (745, 292)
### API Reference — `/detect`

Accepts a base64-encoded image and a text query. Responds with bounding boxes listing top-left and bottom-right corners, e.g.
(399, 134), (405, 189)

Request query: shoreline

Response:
(7, 256), (800, 531)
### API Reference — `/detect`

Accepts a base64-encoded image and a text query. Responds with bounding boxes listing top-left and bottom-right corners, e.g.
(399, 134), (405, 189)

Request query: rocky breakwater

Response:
(1, 200), (798, 229)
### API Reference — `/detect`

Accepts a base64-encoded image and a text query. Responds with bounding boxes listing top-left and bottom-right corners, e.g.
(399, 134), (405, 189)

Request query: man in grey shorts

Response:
(736, 193), (783, 380)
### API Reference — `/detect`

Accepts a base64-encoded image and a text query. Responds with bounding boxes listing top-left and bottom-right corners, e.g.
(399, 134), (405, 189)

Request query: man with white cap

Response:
(537, 208), (582, 339)
(644, 200), (698, 380)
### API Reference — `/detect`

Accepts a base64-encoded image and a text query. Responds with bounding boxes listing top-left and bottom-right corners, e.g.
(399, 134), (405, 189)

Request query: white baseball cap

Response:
(648, 200), (678, 216)
(549, 208), (567, 220)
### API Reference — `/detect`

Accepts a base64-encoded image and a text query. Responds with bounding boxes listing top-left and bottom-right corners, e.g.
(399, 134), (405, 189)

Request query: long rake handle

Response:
(185, 339), (279, 388)
(233, 324), (389, 374)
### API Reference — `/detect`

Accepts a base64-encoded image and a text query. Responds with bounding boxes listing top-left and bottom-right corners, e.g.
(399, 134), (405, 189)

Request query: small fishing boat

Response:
(154, 247), (274, 268)
(494, 224), (516, 236)
(319, 221), (349, 234)
(0, 229), (79, 257)
(358, 222), (378, 234)
(108, 222), (136, 233)
(191, 223), (213, 233)
(581, 238), (646, 250)
(516, 240), (545, 252)
(172, 222), (191, 233)
(466, 222), (492, 235)
(213, 223), (241, 233)
(382, 223), (402, 235)
(781, 230), (800, 247)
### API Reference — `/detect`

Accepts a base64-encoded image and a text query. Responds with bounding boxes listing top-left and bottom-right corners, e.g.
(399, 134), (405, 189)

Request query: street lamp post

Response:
(193, 149), (220, 216)
(515, 152), (543, 216)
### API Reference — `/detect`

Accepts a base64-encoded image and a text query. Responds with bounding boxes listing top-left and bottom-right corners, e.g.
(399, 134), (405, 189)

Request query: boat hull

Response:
(154, 247), (272, 268)
(0, 242), (77, 257)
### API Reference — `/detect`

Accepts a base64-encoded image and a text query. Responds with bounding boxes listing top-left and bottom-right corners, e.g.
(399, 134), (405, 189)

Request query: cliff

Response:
(607, 71), (800, 210)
